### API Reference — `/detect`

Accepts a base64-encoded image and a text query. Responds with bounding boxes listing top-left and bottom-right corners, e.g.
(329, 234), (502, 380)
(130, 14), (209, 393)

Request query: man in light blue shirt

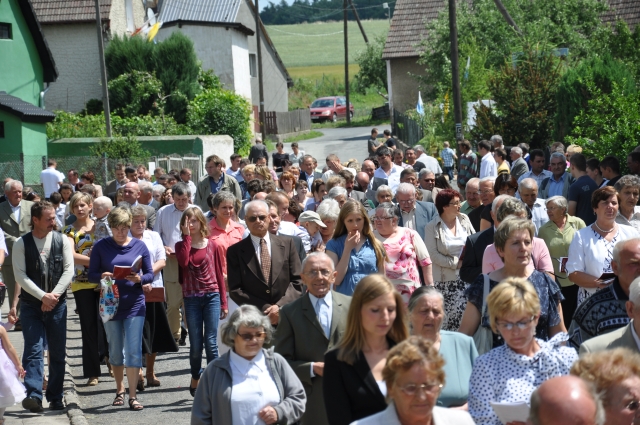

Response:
(519, 178), (549, 235)
(539, 152), (574, 199)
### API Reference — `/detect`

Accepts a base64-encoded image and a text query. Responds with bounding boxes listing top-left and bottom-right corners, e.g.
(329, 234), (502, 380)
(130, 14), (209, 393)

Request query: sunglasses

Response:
(246, 215), (268, 223)
(237, 331), (267, 341)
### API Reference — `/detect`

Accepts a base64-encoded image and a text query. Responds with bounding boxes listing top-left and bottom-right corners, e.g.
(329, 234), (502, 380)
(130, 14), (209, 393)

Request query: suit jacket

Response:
(149, 199), (161, 211)
(580, 323), (638, 354)
(510, 157), (529, 180)
(365, 177), (389, 205)
(275, 291), (351, 425)
(138, 203), (157, 229)
(419, 189), (433, 203)
(195, 174), (242, 211)
(300, 171), (323, 185)
(351, 403), (475, 425)
(396, 201), (438, 241)
(0, 200), (34, 265)
(459, 226), (495, 284)
(323, 340), (396, 425)
(227, 233), (303, 311)
(279, 233), (306, 264)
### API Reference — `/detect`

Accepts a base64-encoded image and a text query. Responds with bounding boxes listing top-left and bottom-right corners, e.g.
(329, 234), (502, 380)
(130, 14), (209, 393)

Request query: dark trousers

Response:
(21, 300), (67, 402)
(75, 289), (108, 377)
(560, 284), (579, 329)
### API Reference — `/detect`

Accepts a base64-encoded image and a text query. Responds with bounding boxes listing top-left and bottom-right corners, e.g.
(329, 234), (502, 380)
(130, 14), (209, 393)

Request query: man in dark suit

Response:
(395, 183), (437, 241)
(138, 181), (161, 210)
(227, 200), (303, 325)
(361, 160), (387, 205)
(299, 155), (323, 187)
(510, 147), (529, 180)
(275, 252), (351, 425)
(248, 138), (268, 164)
(104, 164), (127, 197)
(122, 182), (156, 229)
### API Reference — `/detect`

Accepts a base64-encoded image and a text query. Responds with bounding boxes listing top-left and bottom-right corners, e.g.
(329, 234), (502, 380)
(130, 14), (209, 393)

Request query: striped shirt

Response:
(458, 152), (478, 186)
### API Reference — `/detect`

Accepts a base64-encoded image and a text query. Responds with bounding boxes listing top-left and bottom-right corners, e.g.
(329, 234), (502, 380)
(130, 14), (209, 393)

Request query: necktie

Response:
(316, 298), (330, 338)
(260, 238), (271, 286)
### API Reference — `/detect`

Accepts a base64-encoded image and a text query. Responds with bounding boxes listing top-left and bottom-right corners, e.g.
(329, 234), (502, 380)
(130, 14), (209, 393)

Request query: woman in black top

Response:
(323, 274), (408, 425)
(272, 142), (289, 172)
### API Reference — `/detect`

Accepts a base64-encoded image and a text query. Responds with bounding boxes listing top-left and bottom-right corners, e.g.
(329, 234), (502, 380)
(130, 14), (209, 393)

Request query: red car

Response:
(310, 96), (354, 123)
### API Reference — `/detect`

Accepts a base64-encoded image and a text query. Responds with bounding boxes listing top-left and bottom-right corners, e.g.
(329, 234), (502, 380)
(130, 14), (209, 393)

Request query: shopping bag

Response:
(99, 276), (120, 323)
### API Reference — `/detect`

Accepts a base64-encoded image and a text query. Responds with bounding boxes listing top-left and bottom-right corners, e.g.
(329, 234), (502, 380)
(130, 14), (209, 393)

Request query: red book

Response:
(112, 255), (143, 280)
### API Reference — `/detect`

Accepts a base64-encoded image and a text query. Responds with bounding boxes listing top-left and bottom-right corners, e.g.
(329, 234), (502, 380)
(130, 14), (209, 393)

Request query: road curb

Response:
(63, 295), (89, 425)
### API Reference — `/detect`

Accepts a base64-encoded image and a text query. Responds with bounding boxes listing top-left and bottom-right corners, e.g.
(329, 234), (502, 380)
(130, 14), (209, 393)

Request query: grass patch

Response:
(266, 20), (390, 68)
(288, 64), (360, 81)
(283, 130), (324, 143)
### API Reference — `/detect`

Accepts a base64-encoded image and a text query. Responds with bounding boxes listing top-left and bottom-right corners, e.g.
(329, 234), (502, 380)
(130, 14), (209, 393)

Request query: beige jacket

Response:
(424, 213), (475, 282)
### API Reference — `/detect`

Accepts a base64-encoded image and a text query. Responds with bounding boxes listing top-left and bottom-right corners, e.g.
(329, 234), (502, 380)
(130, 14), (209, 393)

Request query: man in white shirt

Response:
(67, 169), (80, 191)
(519, 178), (548, 235)
(321, 154), (356, 182)
(179, 168), (198, 202)
(153, 183), (196, 341)
(373, 147), (402, 192)
(226, 153), (244, 183)
(414, 145), (443, 174)
(274, 252), (351, 425)
(478, 140), (497, 179)
(517, 149), (552, 186)
(40, 159), (65, 199)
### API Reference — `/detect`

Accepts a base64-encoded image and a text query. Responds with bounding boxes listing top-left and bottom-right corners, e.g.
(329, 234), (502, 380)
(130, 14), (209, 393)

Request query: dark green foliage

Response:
(470, 48), (563, 150)
(89, 135), (151, 159)
(566, 81), (640, 171)
(84, 99), (103, 115)
(104, 35), (154, 79)
(591, 20), (640, 83)
(108, 71), (164, 118)
(187, 89), (253, 155)
(165, 90), (190, 124)
(554, 55), (636, 141)
(153, 32), (200, 103)
(353, 33), (387, 93)
(198, 68), (222, 91)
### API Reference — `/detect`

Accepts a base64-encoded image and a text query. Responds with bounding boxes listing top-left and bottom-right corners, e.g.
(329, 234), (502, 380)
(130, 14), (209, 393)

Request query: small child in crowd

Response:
(49, 192), (66, 230)
(0, 323), (26, 424)
(298, 211), (326, 253)
(92, 196), (113, 241)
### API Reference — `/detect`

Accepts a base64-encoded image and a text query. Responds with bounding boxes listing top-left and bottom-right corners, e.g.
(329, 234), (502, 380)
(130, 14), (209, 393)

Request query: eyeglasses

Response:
(304, 269), (332, 277)
(397, 199), (416, 204)
(626, 400), (640, 411)
(373, 216), (394, 221)
(448, 202), (461, 207)
(399, 382), (443, 396)
(237, 331), (267, 341)
(496, 316), (535, 331)
(479, 190), (494, 194)
(246, 215), (268, 223)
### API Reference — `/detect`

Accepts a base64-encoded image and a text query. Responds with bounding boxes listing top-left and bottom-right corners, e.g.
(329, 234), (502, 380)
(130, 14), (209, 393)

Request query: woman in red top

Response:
(175, 207), (228, 397)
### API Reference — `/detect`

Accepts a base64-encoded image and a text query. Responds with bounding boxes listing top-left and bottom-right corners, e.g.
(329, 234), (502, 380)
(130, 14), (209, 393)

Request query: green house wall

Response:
(0, 110), (23, 154)
(0, 0), (44, 106)
(47, 136), (206, 157)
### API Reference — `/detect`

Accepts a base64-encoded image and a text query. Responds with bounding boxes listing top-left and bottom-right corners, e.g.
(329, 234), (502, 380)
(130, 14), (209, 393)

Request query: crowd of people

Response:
(0, 131), (640, 425)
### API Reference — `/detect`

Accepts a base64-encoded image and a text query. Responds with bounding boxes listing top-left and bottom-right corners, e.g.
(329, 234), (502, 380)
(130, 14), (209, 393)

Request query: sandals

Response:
(147, 376), (161, 387)
(112, 392), (125, 406)
(137, 374), (145, 392)
(128, 397), (143, 411)
(106, 358), (114, 378)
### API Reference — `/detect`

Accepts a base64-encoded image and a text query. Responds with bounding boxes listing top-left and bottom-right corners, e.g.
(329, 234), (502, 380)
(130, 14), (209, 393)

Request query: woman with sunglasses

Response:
(191, 305), (306, 425)
(468, 278), (577, 425)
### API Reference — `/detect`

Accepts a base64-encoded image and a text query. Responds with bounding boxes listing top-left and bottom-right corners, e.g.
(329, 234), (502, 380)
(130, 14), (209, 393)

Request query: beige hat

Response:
(299, 211), (326, 227)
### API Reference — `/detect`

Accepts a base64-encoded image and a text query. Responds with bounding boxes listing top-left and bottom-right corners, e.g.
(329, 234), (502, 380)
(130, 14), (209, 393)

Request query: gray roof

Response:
(158, 0), (241, 24)
(0, 92), (56, 123)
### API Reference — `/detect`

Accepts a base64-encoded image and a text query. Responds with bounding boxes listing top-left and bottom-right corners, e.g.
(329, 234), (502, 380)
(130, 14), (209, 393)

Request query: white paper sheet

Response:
(490, 401), (530, 424)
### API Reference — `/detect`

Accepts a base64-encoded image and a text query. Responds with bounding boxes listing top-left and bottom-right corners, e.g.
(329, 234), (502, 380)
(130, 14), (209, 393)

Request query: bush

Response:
(353, 33), (388, 94)
(84, 99), (103, 115)
(187, 88), (252, 155)
(47, 111), (107, 139)
(153, 32), (200, 103)
(108, 71), (164, 118)
(104, 34), (154, 79)
(89, 135), (151, 160)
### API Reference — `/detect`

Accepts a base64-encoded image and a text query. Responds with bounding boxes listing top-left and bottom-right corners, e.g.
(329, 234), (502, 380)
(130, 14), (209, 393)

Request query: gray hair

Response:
(519, 178), (538, 191)
(495, 196), (527, 223)
(4, 180), (22, 192)
(375, 202), (399, 220)
(395, 182), (416, 196)
(171, 182), (191, 197)
(629, 276), (640, 306)
(418, 168), (435, 178)
(130, 205), (148, 219)
(152, 185), (165, 196)
(327, 186), (347, 199)
(316, 199), (340, 221)
(408, 285), (444, 313)
(479, 176), (496, 185)
(511, 146), (522, 156)
(613, 237), (640, 265)
(301, 252), (335, 273)
(414, 145), (426, 153)
(375, 185), (392, 199)
(529, 380), (605, 425)
(465, 177), (480, 188)
(244, 199), (269, 216)
(212, 191), (237, 209)
(550, 151), (567, 163)
(220, 305), (273, 348)
(546, 196), (568, 213)
(614, 175), (640, 193)
(139, 181), (153, 194)
(490, 135), (503, 145)
(491, 194), (515, 216)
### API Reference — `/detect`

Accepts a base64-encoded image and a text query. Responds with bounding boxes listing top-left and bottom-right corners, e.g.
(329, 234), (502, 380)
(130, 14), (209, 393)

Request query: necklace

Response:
(594, 221), (615, 233)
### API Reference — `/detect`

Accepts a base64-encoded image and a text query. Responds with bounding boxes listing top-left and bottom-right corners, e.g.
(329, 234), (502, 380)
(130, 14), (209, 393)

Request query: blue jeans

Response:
(20, 300), (67, 402)
(444, 166), (454, 182)
(103, 316), (145, 368)
(184, 293), (220, 380)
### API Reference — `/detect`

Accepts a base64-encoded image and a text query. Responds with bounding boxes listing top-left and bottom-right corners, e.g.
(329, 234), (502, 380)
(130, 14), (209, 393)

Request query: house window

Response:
(0, 122), (4, 138)
(249, 53), (257, 78)
(0, 23), (11, 39)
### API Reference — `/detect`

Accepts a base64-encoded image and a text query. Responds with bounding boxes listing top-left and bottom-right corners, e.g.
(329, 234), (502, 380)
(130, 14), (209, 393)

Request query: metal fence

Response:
(393, 109), (424, 146)
(0, 153), (202, 196)
(264, 109), (312, 135)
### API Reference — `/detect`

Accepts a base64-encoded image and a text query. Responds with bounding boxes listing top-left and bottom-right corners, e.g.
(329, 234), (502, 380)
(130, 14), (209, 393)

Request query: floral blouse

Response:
(468, 333), (578, 425)
(63, 224), (96, 291)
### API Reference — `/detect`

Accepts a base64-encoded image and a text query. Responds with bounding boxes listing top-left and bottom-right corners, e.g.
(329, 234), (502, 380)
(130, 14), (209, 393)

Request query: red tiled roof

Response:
(602, 0), (640, 30)
(30, 0), (112, 24)
(382, 0), (445, 60)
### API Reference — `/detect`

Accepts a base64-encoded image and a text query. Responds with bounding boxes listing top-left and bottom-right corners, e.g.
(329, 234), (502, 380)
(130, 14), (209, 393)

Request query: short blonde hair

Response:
(242, 164), (256, 177)
(494, 217), (535, 254)
(566, 144), (583, 154)
(255, 165), (272, 181)
(180, 207), (209, 239)
(383, 336), (445, 391)
(571, 348), (640, 407)
(69, 192), (93, 212)
(487, 277), (540, 333)
(107, 206), (132, 229)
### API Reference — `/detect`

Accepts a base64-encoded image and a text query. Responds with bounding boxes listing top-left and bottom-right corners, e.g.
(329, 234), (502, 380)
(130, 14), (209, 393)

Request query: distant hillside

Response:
(260, 0), (395, 25)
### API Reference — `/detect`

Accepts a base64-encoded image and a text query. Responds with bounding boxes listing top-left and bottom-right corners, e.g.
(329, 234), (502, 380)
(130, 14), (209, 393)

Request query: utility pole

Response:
(344, 0), (351, 124)
(348, 0), (368, 43)
(448, 0), (463, 140)
(255, 0), (266, 138)
(94, 0), (112, 137)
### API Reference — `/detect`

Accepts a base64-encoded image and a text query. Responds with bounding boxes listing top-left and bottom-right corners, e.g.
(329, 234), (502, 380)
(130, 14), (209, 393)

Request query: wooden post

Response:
(94, 0), (112, 137)
(255, 0), (266, 138)
(448, 0), (463, 140)
(348, 0), (368, 43)
(344, 0), (351, 124)
(493, 0), (522, 36)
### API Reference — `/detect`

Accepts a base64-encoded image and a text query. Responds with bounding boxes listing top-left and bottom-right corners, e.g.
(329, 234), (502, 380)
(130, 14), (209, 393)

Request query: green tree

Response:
(471, 47), (563, 149)
(187, 89), (253, 155)
(89, 135), (151, 160)
(104, 34), (154, 79)
(108, 70), (164, 118)
(353, 33), (388, 93)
